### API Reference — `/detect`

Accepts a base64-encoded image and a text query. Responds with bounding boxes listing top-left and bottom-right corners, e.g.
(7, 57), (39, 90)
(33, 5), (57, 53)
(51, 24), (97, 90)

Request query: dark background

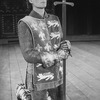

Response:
(54, 0), (100, 36)
(0, 0), (100, 40)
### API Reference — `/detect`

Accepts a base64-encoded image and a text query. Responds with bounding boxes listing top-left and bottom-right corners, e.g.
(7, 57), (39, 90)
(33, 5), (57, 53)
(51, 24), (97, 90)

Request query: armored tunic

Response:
(18, 11), (63, 91)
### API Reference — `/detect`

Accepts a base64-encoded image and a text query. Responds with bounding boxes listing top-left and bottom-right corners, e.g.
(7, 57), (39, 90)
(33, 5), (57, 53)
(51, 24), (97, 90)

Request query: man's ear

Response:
(29, 0), (33, 4)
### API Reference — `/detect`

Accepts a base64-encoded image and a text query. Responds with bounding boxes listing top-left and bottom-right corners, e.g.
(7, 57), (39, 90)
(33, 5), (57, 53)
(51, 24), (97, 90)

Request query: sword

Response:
(54, 1), (74, 6)
(54, 0), (74, 100)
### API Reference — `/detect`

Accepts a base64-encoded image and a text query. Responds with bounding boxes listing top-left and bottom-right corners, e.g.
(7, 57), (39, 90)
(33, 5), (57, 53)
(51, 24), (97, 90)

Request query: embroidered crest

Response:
(31, 22), (38, 30)
(59, 65), (63, 75)
(37, 72), (54, 81)
(39, 32), (46, 41)
(47, 20), (59, 27)
(39, 21), (46, 30)
(44, 43), (51, 51)
(50, 32), (60, 40)
(36, 44), (42, 52)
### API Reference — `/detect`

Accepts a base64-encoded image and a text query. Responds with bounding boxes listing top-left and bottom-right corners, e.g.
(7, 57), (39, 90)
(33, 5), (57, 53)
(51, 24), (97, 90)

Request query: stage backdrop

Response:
(0, 0), (100, 39)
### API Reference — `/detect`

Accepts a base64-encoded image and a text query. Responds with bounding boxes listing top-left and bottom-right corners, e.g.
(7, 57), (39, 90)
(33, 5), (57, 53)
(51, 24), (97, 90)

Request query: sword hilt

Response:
(54, 1), (74, 6)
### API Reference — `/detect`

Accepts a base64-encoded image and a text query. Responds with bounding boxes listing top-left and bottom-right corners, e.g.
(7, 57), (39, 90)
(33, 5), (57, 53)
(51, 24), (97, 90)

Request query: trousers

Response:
(31, 85), (63, 100)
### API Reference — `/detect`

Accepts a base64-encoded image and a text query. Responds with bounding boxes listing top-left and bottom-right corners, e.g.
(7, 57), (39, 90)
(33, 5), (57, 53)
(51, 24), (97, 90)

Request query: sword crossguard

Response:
(54, 1), (74, 7)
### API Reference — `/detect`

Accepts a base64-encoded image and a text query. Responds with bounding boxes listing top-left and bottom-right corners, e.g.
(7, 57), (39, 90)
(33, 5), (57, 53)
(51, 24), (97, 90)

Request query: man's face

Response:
(29, 0), (47, 9)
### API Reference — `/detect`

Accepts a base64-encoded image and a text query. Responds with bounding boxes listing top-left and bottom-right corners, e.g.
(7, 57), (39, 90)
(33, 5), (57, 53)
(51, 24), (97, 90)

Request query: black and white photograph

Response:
(0, 0), (100, 100)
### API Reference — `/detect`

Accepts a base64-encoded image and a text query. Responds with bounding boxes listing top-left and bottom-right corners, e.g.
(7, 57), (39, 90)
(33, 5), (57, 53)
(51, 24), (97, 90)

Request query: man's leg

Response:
(31, 85), (63, 100)
(47, 85), (63, 100)
(31, 90), (47, 100)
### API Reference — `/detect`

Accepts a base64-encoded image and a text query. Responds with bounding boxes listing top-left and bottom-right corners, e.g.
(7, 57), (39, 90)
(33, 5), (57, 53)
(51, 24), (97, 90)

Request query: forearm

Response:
(18, 22), (42, 64)
(21, 47), (42, 64)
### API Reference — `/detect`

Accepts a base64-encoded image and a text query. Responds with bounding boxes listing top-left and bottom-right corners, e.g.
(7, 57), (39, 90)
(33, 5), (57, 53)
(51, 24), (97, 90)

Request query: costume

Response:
(18, 10), (69, 100)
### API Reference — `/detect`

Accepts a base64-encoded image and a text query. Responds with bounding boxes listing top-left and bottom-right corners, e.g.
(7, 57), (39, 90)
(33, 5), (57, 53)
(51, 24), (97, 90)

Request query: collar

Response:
(29, 10), (49, 19)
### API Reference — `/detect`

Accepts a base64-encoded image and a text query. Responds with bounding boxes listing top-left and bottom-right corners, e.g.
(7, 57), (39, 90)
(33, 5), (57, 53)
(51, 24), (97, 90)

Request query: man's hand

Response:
(60, 40), (71, 51)
(57, 40), (72, 58)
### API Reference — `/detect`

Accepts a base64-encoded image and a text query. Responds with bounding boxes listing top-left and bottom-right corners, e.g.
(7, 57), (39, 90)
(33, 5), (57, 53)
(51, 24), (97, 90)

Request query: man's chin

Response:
(37, 6), (46, 9)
